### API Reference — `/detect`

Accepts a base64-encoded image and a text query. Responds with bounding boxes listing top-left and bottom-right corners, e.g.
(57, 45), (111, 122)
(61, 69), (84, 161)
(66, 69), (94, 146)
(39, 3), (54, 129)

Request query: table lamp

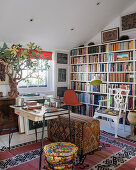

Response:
(90, 75), (102, 86)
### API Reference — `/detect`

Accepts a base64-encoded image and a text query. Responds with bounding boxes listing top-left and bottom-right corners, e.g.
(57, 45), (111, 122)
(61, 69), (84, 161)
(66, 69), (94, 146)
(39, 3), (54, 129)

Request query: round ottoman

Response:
(43, 142), (78, 170)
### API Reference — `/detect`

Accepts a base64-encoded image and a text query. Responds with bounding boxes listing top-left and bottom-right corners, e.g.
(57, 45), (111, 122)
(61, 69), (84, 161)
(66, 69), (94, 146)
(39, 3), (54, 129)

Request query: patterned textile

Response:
(43, 142), (78, 170)
(97, 108), (123, 116)
(47, 113), (100, 155)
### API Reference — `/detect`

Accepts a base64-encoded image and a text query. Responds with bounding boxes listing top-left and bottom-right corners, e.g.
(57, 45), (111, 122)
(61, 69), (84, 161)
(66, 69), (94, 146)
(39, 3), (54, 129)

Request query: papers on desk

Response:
(22, 105), (42, 110)
(45, 107), (58, 113)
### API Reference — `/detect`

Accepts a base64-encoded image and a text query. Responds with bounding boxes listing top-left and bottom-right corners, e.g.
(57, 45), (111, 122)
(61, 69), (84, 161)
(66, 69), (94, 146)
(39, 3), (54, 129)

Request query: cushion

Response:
(97, 108), (119, 116)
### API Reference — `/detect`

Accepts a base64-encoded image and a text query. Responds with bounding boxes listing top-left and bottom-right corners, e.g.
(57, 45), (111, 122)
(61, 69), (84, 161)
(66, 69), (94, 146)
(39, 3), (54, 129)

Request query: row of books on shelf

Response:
(77, 92), (90, 104)
(70, 40), (134, 56)
(108, 84), (134, 95)
(88, 63), (108, 72)
(89, 84), (107, 93)
(88, 51), (133, 63)
(70, 48), (87, 56)
(109, 73), (134, 82)
(71, 73), (88, 82)
(71, 82), (87, 91)
(106, 41), (134, 52)
(88, 40), (134, 54)
(88, 73), (107, 82)
(71, 56), (87, 64)
(71, 65), (88, 72)
(109, 62), (133, 72)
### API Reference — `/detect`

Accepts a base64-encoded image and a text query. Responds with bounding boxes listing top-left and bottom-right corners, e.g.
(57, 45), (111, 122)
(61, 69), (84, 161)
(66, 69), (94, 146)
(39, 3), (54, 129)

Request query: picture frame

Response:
(57, 53), (68, 64)
(116, 52), (129, 61)
(57, 87), (67, 97)
(101, 27), (119, 43)
(58, 68), (66, 82)
(121, 12), (136, 31)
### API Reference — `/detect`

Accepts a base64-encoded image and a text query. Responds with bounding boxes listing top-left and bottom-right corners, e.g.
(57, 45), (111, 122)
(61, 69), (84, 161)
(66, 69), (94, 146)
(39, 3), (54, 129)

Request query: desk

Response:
(11, 106), (70, 170)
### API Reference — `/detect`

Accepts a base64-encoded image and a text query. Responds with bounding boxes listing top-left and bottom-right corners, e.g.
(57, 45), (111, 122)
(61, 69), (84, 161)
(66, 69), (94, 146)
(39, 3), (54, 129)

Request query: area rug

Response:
(0, 132), (136, 170)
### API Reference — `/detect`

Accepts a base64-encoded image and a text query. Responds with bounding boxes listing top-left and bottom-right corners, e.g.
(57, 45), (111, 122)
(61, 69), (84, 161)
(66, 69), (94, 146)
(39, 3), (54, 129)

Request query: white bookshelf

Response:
(70, 39), (136, 116)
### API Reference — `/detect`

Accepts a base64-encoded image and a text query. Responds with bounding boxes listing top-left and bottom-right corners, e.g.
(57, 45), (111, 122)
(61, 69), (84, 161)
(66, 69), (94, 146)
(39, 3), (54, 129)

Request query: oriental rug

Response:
(0, 132), (136, 170)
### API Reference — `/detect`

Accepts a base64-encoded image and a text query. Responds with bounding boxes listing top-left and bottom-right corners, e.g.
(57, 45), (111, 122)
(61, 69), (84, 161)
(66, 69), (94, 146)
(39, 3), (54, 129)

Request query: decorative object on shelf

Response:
(101, 27), (119, 43)
(119, 35), (129, 41)
(58, 68), (66, 82)
(79, 45), (84, 47)
(57, 53), (68, 64)
(90, 75), (102, 86)
(121, 12), (136, 31)
(0, 42), (51, 98)
(116, 52), (129, 61)
(88, 42), (95, 46)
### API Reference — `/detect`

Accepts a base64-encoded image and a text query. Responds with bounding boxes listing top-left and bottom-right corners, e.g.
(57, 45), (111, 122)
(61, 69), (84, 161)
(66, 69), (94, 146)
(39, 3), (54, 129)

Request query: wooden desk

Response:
(11, 106), (68, 133)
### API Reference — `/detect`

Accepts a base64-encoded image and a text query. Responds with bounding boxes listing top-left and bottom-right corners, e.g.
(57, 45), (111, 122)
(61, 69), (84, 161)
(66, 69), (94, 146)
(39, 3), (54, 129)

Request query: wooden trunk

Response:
(0, 98), (18, 131)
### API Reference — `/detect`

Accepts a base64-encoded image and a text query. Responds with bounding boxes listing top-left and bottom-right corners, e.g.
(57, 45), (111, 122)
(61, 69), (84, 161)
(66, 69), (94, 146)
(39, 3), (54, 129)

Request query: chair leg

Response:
(109, 119), (113, 128)
(113, 118), (119, 138)
(123, 116), (126, 132)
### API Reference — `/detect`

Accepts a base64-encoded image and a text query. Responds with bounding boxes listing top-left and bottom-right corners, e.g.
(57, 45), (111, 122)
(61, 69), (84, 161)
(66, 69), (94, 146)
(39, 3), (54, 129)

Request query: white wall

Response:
(89, 1), (136, 44)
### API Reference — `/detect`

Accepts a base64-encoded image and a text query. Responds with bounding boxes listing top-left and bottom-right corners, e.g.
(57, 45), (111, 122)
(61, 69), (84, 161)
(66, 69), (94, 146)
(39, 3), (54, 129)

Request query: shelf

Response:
(71, 63), (88, 65)
(88, 92), (107, 95)
(88, 60), (133, 64)
(108, 82), (134, 84)
(70, 39), (136, 115)
(71, 49), (134, 57)
(71, 38), (135, 50)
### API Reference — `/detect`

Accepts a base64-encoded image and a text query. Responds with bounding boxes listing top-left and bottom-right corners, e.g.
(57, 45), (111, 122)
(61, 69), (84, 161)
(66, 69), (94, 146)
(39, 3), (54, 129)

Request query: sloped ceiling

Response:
(0, 0), (135, 51)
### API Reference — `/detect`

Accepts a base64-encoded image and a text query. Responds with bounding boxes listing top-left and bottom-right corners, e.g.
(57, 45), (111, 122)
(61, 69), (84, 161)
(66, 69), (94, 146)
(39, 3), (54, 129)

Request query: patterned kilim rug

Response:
(0, 131), (136, 170)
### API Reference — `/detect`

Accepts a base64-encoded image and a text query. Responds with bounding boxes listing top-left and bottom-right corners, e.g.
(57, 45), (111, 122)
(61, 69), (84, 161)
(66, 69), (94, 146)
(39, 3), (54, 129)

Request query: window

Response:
(18, 59), (50, 88)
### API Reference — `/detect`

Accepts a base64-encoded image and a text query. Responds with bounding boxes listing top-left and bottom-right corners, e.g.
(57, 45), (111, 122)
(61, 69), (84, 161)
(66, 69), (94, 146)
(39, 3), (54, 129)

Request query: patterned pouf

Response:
(43, 142), (78, 170)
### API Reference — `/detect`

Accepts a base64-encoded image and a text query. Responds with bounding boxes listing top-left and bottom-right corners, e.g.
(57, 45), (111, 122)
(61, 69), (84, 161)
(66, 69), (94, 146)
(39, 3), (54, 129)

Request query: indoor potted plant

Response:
(0, 42), (50, 98)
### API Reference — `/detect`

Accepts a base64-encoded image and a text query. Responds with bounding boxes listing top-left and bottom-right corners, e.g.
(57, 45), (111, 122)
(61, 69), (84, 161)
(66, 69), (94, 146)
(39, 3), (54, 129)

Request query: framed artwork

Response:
(57, 53), (68, 64)
(116, 52), (129, 61)
(57, 87), (67, 97)
(101, 27), (119, 43)
(121, 12), (136, 31)
(58, 68), (66, 82)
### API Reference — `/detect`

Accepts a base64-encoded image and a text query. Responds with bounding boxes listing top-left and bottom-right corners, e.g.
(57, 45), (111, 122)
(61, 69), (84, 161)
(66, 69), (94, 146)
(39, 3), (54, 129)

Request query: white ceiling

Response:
(0, 0), (135, 51)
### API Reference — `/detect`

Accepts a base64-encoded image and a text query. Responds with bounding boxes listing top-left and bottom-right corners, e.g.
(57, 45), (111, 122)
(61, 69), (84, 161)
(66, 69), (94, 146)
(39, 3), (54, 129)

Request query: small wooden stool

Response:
(43, 142), (78, 170)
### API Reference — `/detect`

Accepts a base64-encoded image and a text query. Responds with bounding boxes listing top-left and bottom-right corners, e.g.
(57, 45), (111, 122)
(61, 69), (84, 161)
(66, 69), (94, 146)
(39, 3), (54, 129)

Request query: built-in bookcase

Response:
(70, 39), (136, 116)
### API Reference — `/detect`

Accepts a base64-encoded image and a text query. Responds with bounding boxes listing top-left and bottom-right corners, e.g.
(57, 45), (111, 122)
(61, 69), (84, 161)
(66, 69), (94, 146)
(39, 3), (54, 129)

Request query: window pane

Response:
(39, 70), (48, 86)
(27, 78), (39, 86)
(18, 59), (49, 88)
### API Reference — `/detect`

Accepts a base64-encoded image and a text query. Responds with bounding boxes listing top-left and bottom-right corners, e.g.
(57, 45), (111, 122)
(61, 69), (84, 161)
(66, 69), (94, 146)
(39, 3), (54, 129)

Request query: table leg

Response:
(33, 122), (38, 142)
(68, 106), (71, 142)
(39, 114), (45, 170)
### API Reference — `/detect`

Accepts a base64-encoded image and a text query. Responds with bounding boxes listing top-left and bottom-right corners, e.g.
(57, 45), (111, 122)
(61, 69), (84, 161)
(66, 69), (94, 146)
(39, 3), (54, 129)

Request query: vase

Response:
(127, 110), (136, 125)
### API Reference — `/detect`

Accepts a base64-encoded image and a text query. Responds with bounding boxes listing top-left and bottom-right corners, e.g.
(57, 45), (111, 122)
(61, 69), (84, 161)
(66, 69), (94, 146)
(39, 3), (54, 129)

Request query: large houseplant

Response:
(0, 42), (50, 98)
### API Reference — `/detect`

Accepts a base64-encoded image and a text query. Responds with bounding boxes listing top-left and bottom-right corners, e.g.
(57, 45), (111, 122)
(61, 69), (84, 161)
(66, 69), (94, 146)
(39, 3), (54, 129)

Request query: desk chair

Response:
(64, 89), (83, 113)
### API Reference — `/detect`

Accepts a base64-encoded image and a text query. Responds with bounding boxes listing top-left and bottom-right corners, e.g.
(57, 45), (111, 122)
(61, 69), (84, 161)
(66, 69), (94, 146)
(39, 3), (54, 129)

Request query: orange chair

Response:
(64, 89), (83, 113)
